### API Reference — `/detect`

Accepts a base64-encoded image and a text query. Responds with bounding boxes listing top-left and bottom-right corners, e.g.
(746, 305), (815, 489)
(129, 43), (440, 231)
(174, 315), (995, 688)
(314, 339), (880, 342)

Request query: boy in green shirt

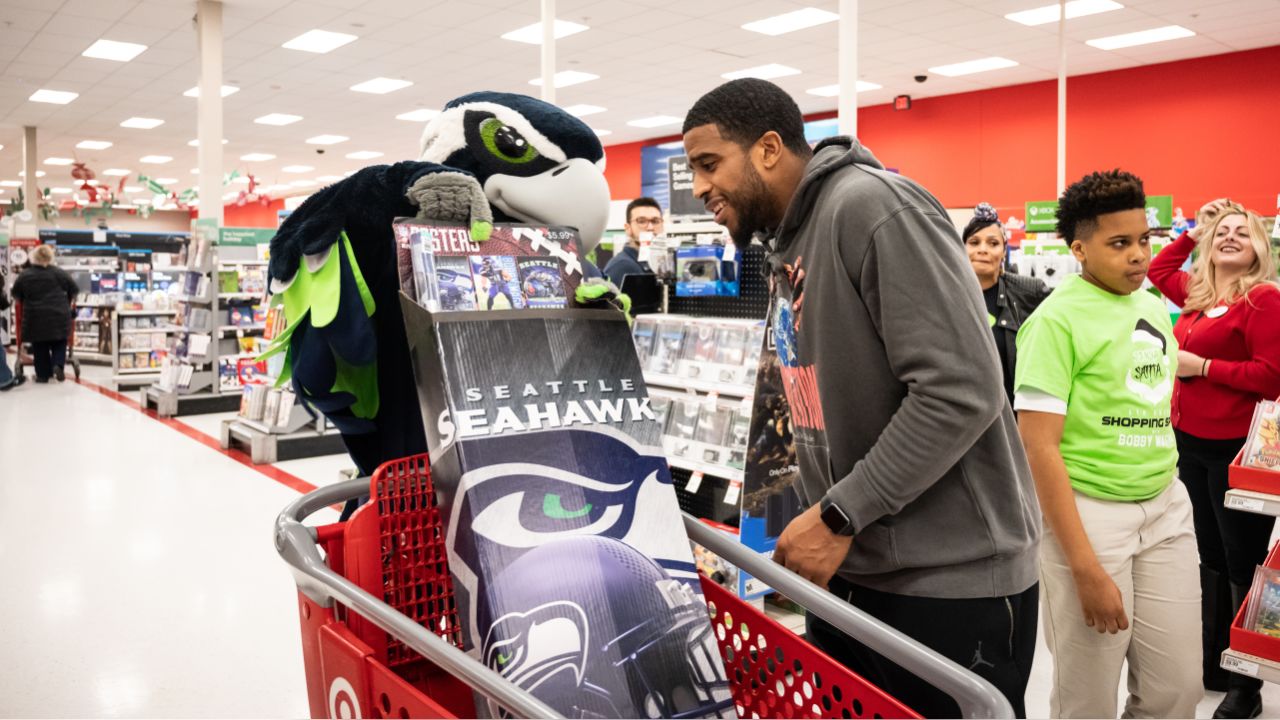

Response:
(1015, 170), (1201, 718)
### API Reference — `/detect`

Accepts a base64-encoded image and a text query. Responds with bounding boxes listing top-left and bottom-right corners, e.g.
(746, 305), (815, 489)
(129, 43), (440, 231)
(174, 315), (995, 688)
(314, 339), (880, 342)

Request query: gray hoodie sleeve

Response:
(829, 205), (1006, 533)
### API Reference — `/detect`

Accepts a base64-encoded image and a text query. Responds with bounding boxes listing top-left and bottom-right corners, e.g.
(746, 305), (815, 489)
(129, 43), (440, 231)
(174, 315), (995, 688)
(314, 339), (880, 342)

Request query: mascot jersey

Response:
(264, 92), (612, 476)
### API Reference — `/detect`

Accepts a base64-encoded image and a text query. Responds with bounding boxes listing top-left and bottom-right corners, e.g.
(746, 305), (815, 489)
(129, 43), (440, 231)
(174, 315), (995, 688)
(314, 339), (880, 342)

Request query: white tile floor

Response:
(1, 362), (1277, 717)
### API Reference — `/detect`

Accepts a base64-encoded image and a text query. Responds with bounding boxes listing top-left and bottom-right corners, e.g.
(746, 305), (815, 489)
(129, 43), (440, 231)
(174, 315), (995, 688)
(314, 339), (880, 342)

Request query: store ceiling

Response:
(1, 0), (1277, 206)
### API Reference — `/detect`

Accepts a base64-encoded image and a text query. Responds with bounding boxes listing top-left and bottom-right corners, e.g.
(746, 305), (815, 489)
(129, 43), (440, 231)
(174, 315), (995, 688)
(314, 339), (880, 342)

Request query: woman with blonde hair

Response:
(1150, 199), (1280, 719)
(10, 244), (78, 383)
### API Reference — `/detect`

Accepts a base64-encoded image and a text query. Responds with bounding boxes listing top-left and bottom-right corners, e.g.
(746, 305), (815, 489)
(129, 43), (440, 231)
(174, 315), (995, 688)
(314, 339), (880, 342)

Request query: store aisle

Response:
(0, 378), (336, 717)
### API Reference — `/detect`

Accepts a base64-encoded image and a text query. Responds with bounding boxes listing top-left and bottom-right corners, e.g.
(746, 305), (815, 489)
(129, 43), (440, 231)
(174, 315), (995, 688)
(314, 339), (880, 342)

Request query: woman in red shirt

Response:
(1149, 199), (1280, 719)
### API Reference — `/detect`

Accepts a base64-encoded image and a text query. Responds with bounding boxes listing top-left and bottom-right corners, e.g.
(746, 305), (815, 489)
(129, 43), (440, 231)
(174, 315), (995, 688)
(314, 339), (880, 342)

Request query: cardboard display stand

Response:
(397, 222), (734, 719)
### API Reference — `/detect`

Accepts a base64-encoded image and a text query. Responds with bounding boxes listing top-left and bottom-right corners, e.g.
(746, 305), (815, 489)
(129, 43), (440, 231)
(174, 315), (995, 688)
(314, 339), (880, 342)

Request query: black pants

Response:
(31, 340), (66, 380)
(806, 578), (1038, 719)
(1177, 430), (1275, 586)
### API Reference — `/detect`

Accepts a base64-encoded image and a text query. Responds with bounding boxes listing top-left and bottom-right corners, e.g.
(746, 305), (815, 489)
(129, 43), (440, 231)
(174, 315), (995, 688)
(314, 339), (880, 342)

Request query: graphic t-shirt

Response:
(1015, 274), (1178, 501)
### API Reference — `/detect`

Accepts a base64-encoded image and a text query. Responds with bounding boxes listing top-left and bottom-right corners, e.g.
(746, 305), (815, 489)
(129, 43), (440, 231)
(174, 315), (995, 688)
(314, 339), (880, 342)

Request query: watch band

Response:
(819, 496), (855, 537)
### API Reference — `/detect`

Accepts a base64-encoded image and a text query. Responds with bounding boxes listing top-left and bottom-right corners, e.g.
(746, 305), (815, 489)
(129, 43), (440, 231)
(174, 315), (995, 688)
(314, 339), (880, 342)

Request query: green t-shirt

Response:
(1015, 274), (1178, 501)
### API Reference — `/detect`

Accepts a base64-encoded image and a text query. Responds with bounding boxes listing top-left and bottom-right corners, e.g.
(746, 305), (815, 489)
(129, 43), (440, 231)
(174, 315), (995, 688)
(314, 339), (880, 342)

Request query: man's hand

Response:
(772, 502), (853, 589)
(1177, 349), (1207, 378)
(1074, 564), (1129, 634)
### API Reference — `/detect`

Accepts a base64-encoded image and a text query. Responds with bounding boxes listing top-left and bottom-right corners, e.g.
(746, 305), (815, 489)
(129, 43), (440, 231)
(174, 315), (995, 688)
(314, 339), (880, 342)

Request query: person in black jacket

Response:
(11, 244), (78, 383)
(962, 203), (1051, 404)
(0, 283), (23, 391)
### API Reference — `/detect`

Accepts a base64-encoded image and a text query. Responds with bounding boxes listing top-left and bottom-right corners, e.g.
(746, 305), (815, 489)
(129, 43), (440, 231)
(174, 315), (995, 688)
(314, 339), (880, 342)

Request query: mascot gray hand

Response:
(405, 170), (494, 242)
(575, 277), (633, 324)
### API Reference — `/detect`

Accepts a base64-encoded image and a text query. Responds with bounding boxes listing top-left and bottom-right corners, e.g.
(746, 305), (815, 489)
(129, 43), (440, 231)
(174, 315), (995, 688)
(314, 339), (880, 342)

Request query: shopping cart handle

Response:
(682, 513), (1016, 720)
(275, 478), (565, 720)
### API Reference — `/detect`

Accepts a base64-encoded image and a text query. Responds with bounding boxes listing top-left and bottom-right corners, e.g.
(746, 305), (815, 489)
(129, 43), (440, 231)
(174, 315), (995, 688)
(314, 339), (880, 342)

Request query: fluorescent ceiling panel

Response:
(742, 7), (839, 36)
(564, 104), (606, 118)
(501, 20), (588, 44)
(396, 109), (439, 122)
(254, 113), (303, 126)
(239, 153), (276, 162)
(82, 38), (147, 61)
(529, 71), (599, 88)
(626, 115), (682, 129)
(120, 117), (164, 129)
(184, 85), (240, 98)
(282, 165), (314, 173)
(1005, 0), (1123, 26)
(29, 89), (79, 104)
(282, 29), (357, 53)
(805, 81), (883, 97)
(722, 64), (801, 80)
(306, 135), (349, 145)
(350, 77), (413, 94)
(928, 57), (1019, 76)
(345, 151), (383, 160)
(76, 140), (112, 150)
(103, 169), (131, 176)
(1086, 25), (1195, 50)
(139, 156), (173, 164)
(44, 157), (74, 166)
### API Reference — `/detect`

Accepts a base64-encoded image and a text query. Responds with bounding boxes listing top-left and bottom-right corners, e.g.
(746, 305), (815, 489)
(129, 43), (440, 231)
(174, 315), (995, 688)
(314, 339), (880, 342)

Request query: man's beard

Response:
(726, 161), (773, 249)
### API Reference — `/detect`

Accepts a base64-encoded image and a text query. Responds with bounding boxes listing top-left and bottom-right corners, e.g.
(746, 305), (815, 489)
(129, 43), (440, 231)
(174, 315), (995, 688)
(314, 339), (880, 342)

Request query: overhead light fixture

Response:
(350, 77), (413, 94)
(82, 38), (148, 62)
(103, 168), (131, 177)
(306, 135), (349, 145)
(154, 177), (177, 185)
(44, 157), (74, 166)
(120, 116), (164, 129)
(528, 71), (599, 88)
(928, 56), (1019, 76)
(140, 155), (173, 164)
(805, 81), (883, 97)
(591, 128), (613, 137)
(290, 179), (316, 187)
(345, 151), (383, 160)
(563, 104), (606, 118)
(29, 89), (79, 104)
(0, 180), (22, 187)
(239, 153), (275, 162)
(190, 169), (200, 175)
(722, 64), (801, 81)
(188, 138), (228, 147)
(1086, 25), (1195, 50)
(500, 19), (589, 44)
(316, 175), (344, 182)
(184, 85), (240, 98)
(742, 7), (839, 36)
(282, 165), (314, 173)
(254, 113), (303, 126)
(282, 29), (358, 53)
(18, 171), (47, 178)
(1006, 0), (1124, 26)
(51, 187), (72, 195)
(76, 140), (113, 150)
(231, 176), (250, 184)
(396, 109), (439, 122)
(626, 115), (682, 129)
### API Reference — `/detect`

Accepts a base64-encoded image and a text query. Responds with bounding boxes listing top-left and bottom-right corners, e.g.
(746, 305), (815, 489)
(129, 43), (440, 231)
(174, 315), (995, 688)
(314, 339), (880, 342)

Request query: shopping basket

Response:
(11, 299), (82, 382)
(275, 454), (1014, 719)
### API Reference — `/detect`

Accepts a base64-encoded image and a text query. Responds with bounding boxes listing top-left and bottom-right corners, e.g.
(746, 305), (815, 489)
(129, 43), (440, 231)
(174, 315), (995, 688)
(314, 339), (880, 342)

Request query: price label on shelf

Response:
(685, 471), (705, 495)
(724, 478), (742, 506)
(1222, 654), (1260, 677)
(1227, 495), (1267, 513)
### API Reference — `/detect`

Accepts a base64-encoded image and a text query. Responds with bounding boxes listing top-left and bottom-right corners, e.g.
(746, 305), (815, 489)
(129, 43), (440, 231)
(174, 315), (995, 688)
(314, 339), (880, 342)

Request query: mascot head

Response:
(418, 91), (610, 252)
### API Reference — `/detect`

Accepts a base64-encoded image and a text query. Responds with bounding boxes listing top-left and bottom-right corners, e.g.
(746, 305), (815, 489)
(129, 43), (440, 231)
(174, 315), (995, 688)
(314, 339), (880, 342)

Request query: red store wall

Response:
(604, 45), (1280, 218)
(222, 197), (286, 228)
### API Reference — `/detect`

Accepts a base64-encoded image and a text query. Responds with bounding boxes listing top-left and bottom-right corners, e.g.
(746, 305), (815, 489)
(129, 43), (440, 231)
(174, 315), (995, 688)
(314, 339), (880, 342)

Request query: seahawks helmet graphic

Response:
(443, 426), (733, 718)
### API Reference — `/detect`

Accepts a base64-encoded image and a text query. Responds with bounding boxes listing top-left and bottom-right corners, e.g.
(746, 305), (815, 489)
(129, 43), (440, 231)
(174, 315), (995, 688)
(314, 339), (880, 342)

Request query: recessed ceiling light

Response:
(82, 38), (148, 62)
(501, 19), (589, 44)
(1006, 0), (1123, 26)
(51, 187), (72, 194)
(282, 165), (314, 173)
(188, 138), (229, 147)
(1, 180), (22, 187)
(316, 175), (344, 182)
(345, 151), (383, 160)
(626, 115), (682, 129)
(928, 56), (1019, 77)
(139, 155), (173, 164)
(190, 169), (200, 175)
(254, 113), (303, 126)
(76, 140), (113, 150)
(103, 168), (131, 177)
(742, 7), (839, 36)
(18, 171), (47, 178)
(350, 77), (413, 94)
(806, 81), (883, 97)
(154, 177), (177, 185)
(396, 109), (439, 122)
(231, 176), (250, 184)
(44, 157), (74, 166)
(529, 70), (599, 89)
(563, 104), (606, 118)
(184, 85), (240, 98)
(722, 64), (801, 81)
(282, 29), (358, 53)
(591, 128), (613, 137)
(306, 135), (348, 145)
(1086, 25), (1195, 50)
(29, 89), (79, 104)
(290, 179), (316, 187)
(239, 153), (276, 162)
(121, 117), (164, 129)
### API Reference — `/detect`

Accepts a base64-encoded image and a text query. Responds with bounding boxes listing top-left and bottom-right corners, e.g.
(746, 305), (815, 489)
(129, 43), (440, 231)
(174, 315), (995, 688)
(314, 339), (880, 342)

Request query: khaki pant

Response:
(1041, 480), (1203, 719)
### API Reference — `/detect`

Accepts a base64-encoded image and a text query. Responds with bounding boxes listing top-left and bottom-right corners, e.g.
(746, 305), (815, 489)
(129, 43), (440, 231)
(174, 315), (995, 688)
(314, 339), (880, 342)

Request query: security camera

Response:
(914, 74), (928, 83)
(315, 148), (326, 154)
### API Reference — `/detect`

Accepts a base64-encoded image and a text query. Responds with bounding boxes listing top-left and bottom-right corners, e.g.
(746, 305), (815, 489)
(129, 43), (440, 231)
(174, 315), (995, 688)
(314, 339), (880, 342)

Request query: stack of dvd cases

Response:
(633, 316), (765, 389)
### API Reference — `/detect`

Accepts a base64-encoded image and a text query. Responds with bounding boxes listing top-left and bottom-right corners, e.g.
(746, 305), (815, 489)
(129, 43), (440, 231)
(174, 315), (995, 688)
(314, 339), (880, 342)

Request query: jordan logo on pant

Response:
(969, 642), (995, 671)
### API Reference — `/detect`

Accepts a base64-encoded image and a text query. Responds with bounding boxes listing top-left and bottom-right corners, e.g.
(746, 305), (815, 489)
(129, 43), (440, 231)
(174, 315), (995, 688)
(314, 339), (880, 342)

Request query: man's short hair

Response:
(626, 197), (662, 224)
(683, 78), (811, 156)
(1057, 169), (1146, 244)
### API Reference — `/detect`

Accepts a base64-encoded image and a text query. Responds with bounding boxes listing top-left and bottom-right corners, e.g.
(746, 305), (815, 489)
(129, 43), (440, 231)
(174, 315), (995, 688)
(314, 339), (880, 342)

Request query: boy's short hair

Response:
(625, 197), (662, 223)
(1057, 169), (1146, 245)
(683, 78), (812, 157)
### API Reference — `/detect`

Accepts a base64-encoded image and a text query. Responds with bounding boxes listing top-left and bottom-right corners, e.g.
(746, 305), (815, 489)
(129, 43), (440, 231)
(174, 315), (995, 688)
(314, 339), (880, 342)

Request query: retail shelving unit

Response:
(111, 308), (178, 388)
(219, 412), (346, 464)
(1219, 481), (1280, 682)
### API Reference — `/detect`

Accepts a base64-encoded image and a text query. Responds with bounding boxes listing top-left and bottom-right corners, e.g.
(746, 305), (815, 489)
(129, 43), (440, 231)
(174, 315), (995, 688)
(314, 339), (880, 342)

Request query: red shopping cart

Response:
(11, 299), (82, 383)
(275, 454), (1013, 719)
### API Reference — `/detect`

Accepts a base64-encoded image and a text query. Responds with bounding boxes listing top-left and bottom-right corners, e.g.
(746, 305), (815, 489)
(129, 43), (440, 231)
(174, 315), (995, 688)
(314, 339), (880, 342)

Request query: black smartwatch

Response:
(819, 496), (855, 537)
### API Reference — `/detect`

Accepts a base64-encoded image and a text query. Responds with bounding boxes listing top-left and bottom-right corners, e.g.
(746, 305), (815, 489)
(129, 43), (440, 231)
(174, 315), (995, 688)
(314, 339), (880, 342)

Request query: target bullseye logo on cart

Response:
(328, 677), (362, 719)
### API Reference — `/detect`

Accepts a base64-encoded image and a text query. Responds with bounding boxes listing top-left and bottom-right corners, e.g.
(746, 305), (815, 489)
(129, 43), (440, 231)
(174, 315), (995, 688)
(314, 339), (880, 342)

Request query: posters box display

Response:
(397, 223), (734, 719)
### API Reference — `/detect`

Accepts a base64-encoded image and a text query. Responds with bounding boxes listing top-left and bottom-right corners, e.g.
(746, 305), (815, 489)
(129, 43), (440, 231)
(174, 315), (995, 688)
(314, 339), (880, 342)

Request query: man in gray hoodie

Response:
(682, 79), (1042, 718)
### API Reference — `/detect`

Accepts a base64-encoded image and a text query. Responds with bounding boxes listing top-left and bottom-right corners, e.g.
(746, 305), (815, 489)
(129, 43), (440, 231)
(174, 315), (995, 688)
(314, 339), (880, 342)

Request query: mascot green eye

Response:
(480, 117), (540, 164)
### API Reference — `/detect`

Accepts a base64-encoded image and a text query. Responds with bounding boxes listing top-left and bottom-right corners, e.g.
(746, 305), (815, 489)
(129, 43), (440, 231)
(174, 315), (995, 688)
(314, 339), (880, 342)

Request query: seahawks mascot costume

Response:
(266, 91), (623, 481)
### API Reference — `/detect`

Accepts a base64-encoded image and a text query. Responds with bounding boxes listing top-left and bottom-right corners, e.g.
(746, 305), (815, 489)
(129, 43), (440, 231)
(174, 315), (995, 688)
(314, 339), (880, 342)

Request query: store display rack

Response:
(1221, 462), (1280, 683)
(219, 414), (345, 464)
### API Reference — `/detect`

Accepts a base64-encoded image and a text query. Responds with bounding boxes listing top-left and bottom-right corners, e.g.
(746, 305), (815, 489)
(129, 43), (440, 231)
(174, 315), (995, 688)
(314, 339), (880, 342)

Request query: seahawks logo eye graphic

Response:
(469, 465), (648, 548)
(483, 601), (590, 689)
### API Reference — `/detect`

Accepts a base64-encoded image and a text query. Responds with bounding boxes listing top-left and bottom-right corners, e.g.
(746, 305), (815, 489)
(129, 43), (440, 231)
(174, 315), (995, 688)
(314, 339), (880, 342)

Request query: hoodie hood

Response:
(774, 136), (885, 251)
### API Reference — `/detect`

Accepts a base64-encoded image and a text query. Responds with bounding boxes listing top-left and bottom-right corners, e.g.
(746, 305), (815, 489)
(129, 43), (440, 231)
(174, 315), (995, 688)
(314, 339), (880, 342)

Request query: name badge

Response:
(1206, 306), (1229, 319)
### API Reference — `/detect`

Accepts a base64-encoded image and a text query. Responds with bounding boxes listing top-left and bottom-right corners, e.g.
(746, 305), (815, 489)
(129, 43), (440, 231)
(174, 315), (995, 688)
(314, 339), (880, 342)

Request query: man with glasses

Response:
(604, 197), (663, 287)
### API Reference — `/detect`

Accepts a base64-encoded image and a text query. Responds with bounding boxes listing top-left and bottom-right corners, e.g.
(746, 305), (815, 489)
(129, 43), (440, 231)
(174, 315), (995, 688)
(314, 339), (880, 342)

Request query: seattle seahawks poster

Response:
(435, 256), (478, 311)
(399, 298), (734, 719)
(470, 255), (525, 310)
(516, 257), (567, 309)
